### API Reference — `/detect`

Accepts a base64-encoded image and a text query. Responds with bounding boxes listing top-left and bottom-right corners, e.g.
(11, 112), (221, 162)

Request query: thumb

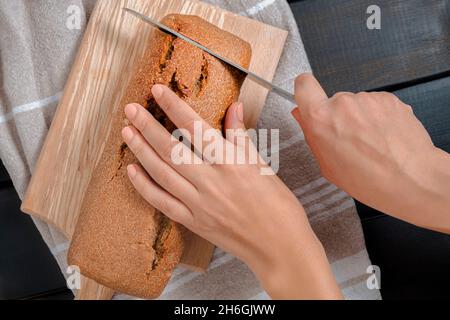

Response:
(224, 102), (246, 131)
(224, 102), (249, 145)
(295, 73), (328, 108)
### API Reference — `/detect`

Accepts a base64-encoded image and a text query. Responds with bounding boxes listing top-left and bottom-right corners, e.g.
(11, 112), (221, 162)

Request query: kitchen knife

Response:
(123, 8), (296, 105)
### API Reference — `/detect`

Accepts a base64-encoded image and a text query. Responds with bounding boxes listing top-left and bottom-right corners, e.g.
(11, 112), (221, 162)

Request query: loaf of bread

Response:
(68, 14), (252, 299)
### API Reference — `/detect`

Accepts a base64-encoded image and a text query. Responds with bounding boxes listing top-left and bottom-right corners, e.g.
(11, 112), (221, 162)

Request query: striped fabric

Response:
(0, 0), (381, 300)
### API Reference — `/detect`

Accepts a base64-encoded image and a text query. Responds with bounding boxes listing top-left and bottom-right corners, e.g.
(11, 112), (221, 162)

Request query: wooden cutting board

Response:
(21, 0), (287, 299)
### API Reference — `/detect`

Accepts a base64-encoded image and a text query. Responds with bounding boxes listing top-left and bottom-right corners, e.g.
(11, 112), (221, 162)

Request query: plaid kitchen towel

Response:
(0, 0), (381, 300)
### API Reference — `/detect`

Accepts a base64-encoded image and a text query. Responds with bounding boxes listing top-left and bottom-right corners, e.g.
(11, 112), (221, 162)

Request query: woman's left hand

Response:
(121, 84), (342, 299)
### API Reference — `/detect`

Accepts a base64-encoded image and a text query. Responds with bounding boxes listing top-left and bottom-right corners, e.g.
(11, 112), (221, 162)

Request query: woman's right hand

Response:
(292, 73), (450, 233)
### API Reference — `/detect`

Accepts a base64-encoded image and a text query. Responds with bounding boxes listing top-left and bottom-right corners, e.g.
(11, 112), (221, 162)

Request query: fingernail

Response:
(291, 108), (301, 123)
(152, 85), (164, 99)
(125, 104), (138, 120)
(236, 102), (244, 122)
(121, 126), (134, 142)
(127, 165), (137, 179)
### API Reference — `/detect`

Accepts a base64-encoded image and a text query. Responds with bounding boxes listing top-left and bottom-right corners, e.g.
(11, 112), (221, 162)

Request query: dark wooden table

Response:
(1, 0), (449, 299)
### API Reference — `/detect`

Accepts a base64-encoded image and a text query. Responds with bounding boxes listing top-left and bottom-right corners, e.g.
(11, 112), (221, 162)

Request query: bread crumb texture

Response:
(68, 14), (252, 299)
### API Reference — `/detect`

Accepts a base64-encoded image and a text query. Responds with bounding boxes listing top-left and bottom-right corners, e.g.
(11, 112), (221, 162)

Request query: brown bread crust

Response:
(68, 14), (252, 299)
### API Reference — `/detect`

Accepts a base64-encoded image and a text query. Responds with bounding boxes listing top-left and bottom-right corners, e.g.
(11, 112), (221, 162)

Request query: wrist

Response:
(399, 147), (450, 232)
(419, 148), (450, 232)
(247, 223), (342, 299)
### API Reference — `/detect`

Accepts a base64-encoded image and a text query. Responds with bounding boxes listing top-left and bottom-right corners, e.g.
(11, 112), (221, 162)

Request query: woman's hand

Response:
(292, 73), (450, 233)
(121, 84), (342, 299)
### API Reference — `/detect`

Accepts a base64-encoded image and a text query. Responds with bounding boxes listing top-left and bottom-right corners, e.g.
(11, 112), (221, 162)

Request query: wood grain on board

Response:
(21, 0), (287, 299)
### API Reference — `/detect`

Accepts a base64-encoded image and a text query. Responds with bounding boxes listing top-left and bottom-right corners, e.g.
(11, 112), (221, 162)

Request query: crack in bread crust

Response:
(151, 213), (171, 271)
(68, 14), (252, 299)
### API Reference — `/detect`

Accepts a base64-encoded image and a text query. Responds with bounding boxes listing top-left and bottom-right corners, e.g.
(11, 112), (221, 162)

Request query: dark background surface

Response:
(1, 0), (449, 300)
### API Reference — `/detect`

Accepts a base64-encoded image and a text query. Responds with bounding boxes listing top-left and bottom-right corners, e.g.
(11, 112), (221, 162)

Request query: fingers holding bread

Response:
(127, 164), (194, 228)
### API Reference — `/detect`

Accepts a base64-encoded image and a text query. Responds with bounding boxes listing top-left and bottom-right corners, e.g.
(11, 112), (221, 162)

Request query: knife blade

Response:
(123, 8), (296, 105)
